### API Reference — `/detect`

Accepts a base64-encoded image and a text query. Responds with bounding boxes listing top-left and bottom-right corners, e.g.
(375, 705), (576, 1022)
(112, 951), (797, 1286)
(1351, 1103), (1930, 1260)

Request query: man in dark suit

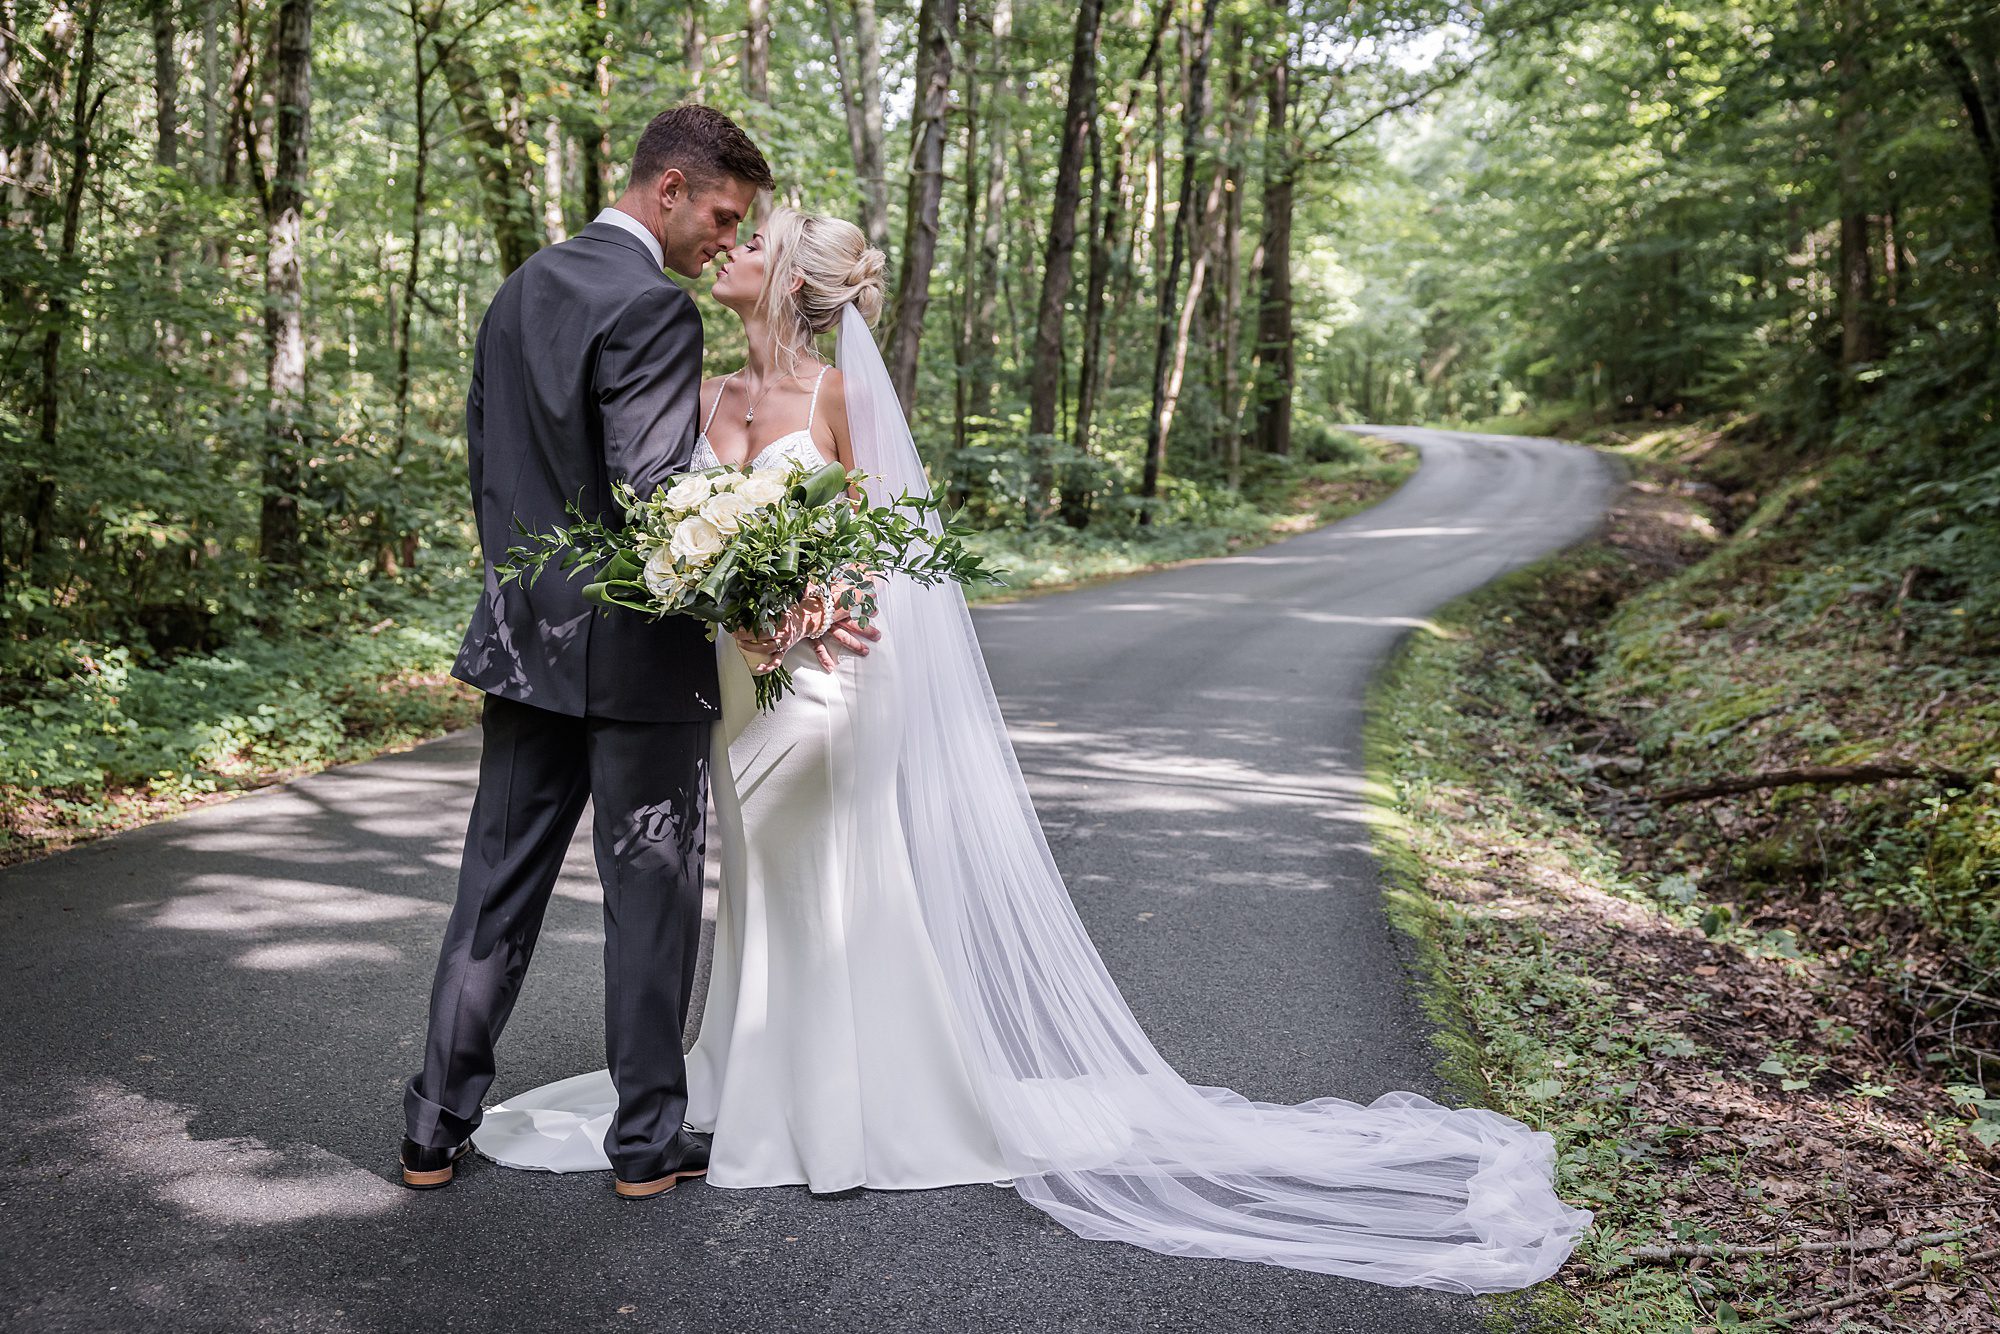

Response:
(400, 105), (770, 1199)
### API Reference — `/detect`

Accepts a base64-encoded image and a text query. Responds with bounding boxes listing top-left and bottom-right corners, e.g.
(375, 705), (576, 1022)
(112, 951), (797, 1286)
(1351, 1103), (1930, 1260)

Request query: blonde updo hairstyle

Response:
(756, 206), (887, 373)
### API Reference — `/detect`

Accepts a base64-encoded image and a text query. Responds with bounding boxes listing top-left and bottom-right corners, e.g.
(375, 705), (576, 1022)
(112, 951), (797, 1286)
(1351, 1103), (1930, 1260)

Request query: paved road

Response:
(1, 428), (1616, 1333)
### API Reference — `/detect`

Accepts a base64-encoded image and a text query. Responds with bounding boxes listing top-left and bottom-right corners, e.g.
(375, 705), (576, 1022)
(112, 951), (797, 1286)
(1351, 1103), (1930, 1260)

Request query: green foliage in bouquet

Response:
(501, 460), (1002, 708)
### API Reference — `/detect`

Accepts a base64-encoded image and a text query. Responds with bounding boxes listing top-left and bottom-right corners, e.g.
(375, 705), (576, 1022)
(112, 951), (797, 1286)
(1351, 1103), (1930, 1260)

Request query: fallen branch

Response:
(1772, 1242), (2000, 1323)
(1613, 1227), (1976, 1266)
(1633, 762), (1991, 807)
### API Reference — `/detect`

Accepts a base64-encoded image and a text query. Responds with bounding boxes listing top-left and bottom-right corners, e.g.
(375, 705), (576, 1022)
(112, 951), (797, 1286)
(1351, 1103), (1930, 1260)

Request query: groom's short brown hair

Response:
(630, 105), (774, 195)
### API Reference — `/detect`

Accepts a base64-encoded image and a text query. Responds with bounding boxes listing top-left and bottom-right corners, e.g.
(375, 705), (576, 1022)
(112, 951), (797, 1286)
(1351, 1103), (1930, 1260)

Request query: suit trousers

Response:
(404, 693), (710, 1181)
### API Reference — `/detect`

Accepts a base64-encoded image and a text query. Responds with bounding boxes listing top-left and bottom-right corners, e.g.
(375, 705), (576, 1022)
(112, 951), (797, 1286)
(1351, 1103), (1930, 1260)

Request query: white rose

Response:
(700, 490), (756, 535)
(707, 469), (745, 491)
(669, 514), (725, 562)
(736, 470), (790, 507)
(663, 472), (712, 511)
(643, 546), (686, 599)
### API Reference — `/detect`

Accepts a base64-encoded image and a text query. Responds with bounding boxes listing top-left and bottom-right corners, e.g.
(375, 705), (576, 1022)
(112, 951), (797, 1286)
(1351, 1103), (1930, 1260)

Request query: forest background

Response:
(5, 0), (2000, 1323)
(0, 0), (1994, 942)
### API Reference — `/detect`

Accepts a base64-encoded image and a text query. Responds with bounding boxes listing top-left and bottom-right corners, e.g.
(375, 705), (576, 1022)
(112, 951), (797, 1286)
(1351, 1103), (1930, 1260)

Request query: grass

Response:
(0, 430), (1417, 865)
(965, 431), (1417, 603)
(1370, 419), (2000, 1330)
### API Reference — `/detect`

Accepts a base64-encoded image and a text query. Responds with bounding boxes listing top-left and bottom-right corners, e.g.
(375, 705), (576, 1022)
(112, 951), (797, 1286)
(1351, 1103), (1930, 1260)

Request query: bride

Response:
(472, 207), (1592, 1293)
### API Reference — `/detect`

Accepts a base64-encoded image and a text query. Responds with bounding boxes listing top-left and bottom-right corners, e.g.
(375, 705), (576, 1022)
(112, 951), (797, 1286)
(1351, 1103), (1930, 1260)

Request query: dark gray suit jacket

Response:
(453, 222), (720, 722)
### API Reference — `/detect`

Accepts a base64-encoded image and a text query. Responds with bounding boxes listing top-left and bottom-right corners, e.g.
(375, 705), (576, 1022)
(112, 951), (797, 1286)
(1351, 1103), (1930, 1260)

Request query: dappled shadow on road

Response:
(0, 432), (1612, 1329)
(0, 730), (674, 1231)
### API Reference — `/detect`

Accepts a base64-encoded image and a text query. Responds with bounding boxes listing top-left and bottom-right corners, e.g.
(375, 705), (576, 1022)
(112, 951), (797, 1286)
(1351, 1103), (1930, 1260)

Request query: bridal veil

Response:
(835, 303), (1591, 1293)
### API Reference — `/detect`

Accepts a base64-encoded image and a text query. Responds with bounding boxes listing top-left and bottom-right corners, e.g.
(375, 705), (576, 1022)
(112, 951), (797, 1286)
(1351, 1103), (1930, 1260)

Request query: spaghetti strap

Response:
(701, 371), (737, 437)
(805, 366), (830, 430)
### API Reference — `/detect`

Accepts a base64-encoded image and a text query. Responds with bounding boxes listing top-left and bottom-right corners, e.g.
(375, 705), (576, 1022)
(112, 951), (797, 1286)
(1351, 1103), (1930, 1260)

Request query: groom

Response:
(399, 105), (767, 1199)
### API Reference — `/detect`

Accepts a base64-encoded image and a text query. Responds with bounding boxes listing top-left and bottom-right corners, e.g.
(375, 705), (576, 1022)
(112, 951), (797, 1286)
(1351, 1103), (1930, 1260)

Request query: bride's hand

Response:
(810, 580), (883, 671)
(731, 596), (834, 675)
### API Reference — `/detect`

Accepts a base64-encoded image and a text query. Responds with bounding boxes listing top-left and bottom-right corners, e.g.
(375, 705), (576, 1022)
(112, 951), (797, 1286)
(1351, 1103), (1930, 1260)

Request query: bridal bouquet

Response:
(500, 460), (1000, 709)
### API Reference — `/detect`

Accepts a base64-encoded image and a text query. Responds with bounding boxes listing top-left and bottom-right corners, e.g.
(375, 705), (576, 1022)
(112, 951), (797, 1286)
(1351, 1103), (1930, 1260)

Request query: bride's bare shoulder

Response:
(699, 375), (730, 420)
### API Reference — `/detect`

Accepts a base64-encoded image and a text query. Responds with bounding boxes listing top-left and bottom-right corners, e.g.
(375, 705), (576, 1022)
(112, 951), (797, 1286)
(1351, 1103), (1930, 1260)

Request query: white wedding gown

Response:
(474, 406), (1012, 1192)
(471, 313), (1592, 1292)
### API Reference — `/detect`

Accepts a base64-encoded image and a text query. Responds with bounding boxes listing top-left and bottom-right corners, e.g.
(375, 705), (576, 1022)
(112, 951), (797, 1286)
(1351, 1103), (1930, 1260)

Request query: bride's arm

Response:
(819, 368), (859, 484)
(808, 370), (882, 666)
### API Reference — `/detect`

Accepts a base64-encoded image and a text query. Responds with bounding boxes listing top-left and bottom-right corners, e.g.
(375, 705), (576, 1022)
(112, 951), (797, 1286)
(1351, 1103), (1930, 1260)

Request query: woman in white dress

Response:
(473, 208), (1594, 1293)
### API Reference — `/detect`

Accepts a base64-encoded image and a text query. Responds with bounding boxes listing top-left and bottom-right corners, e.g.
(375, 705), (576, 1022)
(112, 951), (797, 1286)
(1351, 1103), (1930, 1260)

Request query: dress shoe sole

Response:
(398, 1142), (470, 1190)
(400, 1163), (457, 1189)
(613, 1168), (707, 1199)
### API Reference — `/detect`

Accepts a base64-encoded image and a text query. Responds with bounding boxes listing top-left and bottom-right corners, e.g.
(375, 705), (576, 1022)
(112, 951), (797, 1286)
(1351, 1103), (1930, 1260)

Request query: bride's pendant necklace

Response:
(739, 371), (785, 426)
(736, 359), (827, 426)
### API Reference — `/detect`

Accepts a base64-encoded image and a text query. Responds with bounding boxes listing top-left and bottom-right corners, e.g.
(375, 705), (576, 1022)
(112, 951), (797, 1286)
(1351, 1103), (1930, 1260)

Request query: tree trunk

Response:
(201, 0), (221, 186)
(824, 0), (888, 249)
(1217, 24), (1249, 486)
(1140, 0), (1218, 514)
(8, 4), (78, 237)
(1157, 149), (1228, 450)
(1930, 35), (2000, 267)
(1834, 0), (1881, 369)
(259, 0), (312, 576)
(682, 0), (704, 99)
(962, 0), (1011, 422)
(395, 4), (433, 468)
(745, 0), (770, 102)
(579, 0), (615, 219)
(0, 3), (17, 232)
(443, 51), (543, 275)
(883, 0), (957, 414)
(952, 7), (986, 468)
(1065, 111), (1113, 529)
(1249, 38), (1294, 458)
(1022, 0), (1103, 518)
(153, 0), (179, 168)
(153, 0), (182, 357)
(542, 115), (567, 242)
(24, 0), (102, 572)
(1066, 0), (1164, 522)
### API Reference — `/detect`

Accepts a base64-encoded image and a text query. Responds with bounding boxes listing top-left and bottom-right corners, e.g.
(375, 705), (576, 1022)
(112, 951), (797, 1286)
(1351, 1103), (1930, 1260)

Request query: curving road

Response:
(0, 428), (1616, 1333)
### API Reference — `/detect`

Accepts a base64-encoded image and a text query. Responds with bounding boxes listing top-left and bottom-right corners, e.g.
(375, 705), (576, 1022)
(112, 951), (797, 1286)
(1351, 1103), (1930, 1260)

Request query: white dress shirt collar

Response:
(593, 207), (664, 271)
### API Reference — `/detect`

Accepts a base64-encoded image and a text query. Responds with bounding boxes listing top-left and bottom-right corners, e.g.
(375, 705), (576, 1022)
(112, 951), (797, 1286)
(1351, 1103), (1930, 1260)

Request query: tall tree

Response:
(200, 0), (221, 187)
(682, 0), (705, 99)
(1023, 0), (1105, 516)
(958, 0), (1012, 426)
(1834, 0), (1881, 369)
(1248, 31), (1293, 457)
(577, 0), (617, 219)
(152, 0), (182, 357)
(25, 0), (105, 570)
(1140, 0), (1219, 511)
(745, 0), (770, 102)
(1068, 5), (1167, 526)
(884, 0), (958, 412)
(258, 0), (313, 574)
(444, 49), (542, 275)
(825, 0), (888, 249)
(1927, 29), (2000, 267)
(153, 0), (179, 168)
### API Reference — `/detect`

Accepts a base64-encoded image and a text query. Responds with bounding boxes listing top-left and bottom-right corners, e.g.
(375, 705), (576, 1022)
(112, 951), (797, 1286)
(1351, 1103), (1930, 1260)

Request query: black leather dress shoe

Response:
(613, 1129), (711, 1199)
(399, 1136), (471, 1190)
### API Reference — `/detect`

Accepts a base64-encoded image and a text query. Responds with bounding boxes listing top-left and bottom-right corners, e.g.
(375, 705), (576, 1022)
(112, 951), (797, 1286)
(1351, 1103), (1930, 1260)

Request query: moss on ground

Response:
(1372, 420), (2000, 1330)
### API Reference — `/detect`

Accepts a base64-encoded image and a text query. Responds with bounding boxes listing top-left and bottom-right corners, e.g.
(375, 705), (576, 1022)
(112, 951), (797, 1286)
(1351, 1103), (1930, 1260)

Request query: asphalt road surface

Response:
(1, 427), (1617, 1333)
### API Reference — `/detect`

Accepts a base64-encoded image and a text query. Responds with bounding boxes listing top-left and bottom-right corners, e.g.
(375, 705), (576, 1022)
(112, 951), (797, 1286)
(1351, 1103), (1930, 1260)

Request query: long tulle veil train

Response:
(835, 303), (1591, 1292)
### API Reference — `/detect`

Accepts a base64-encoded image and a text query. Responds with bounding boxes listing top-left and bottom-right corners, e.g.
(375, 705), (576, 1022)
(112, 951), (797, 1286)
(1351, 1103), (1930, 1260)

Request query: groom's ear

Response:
(653, 167), (688, 212)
